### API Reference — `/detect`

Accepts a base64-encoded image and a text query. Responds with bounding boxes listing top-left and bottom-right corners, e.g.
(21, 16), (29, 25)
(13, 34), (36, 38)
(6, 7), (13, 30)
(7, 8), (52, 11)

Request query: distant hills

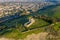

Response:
(0, 0), (60, 3)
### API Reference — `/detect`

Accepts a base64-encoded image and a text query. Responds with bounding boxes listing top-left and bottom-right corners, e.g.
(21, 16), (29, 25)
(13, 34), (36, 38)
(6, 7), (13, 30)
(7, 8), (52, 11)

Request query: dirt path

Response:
(0, 32), (48, 40)
(0, 38), (14, 40)
(24, 18), (35, 27)
(23, 32), (48, 40)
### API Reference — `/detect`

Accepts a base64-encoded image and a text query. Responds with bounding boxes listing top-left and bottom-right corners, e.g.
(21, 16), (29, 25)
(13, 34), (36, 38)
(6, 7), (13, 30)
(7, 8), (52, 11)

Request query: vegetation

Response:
(0, 4), (60, 40)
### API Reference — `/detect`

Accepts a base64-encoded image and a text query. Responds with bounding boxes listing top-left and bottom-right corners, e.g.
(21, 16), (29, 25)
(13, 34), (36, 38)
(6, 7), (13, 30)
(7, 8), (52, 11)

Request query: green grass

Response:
(2, 27), (45, 39)
(37, 5), (60, 18)
(29, 18), (49, 29)
(1, 18), (47, 39)
(21, 28), (44, 38)
(2, 29), (22, 39)
(53, 6), (60, 18)
(3, 22), (60, 39)
(1, 5), (60, 39)
(53, 22), (60, 31)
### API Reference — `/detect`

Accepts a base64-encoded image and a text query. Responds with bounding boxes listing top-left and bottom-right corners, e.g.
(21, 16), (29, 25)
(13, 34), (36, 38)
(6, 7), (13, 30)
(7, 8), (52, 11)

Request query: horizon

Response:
(0, 0), (59, 2)
(0, 0), (44, 2)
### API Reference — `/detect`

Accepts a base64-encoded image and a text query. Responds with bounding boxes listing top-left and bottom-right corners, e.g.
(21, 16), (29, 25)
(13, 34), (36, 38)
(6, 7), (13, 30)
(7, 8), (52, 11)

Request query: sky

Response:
(0, 0), (60, 2)
(0, 0), (46, 2)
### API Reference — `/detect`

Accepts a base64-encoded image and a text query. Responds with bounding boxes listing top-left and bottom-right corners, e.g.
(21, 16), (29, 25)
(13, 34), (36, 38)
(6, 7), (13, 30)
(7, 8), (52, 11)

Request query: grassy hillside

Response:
(0, 4), (60, 39)
(53, 6), (60, 18)
(36, 5), (60, 18)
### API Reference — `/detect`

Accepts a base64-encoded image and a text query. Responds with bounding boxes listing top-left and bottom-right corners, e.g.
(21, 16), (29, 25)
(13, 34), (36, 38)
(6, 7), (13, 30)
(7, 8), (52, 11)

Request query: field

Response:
(0, 5), (60, 39)
(1, 18), (48, 39)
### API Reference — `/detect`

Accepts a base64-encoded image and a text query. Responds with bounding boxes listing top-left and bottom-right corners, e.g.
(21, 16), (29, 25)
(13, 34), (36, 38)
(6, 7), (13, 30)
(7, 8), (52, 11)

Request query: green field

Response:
(1, 18), (48, 39)
(53, 6), (60, 18)
(37, 5), (60, 18)
(0, 5), (60, 39)
(29, 18), (49, 29)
